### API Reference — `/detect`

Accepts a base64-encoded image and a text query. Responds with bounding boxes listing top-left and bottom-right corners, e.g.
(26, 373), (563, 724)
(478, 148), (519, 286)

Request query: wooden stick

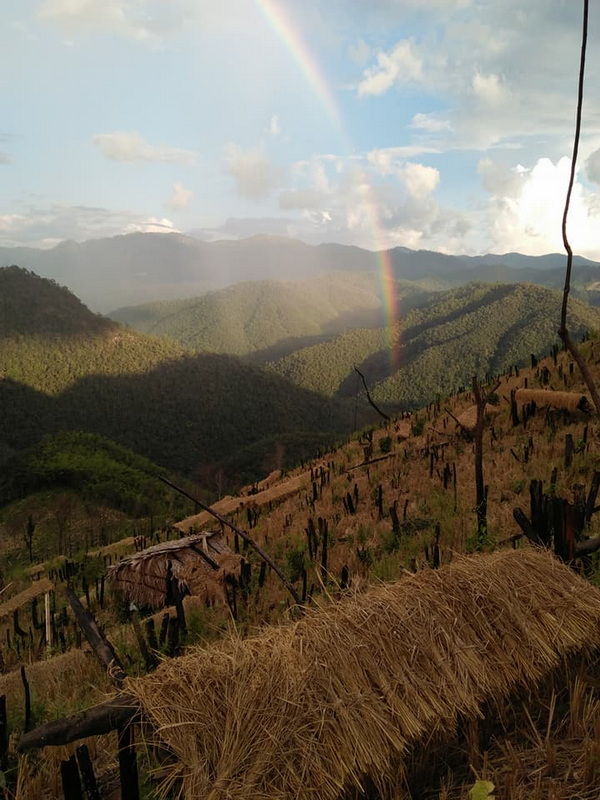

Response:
(17, 694), (139, 752)
(66, 586), (126, 690)
(353, 366), (390, 421)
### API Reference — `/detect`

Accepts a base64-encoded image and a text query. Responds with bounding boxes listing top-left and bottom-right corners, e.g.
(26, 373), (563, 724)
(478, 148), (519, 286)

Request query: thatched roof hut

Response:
(107, 533), (241, 610)
(130, 548), (600, 800)
(514, 388), (592, 413)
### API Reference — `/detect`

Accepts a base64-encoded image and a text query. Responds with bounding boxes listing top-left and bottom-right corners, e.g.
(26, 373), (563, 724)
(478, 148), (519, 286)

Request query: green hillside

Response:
(0, 431), (190, 519)
(268, 283), (600, 409)
(0, 267), (362, 481)
(109, 271), (388, 357)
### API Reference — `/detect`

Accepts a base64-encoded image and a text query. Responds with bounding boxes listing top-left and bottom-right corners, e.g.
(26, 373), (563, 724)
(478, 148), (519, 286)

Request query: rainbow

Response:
(255, 0), (402, 371)
(256, 0), (340, 128)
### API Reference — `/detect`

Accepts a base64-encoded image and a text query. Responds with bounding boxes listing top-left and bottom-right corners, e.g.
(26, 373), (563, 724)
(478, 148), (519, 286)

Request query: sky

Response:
(2, 0), (600, 259)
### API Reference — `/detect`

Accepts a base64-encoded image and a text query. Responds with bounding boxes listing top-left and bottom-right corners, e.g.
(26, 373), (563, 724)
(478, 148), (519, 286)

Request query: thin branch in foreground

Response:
(558, 0), (599, 412)
(354, 366), (390, 421)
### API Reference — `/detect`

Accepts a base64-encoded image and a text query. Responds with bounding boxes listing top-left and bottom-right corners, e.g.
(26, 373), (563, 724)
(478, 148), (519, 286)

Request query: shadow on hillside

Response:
(246, 306), (387, 364)
(335, 285), (517, 398)
(1, 354), (360, 476)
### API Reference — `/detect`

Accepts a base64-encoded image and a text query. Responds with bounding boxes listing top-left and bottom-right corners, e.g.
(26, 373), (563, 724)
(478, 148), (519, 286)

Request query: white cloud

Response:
(471, 72), (510, 105)
(166, 182), (193, 210)
(366, 151), (440, 198)
(123, 217), (178, 234)
(366, 146), (440, 177)
(223, 144), (282, 200)
(410, 113), (452, 133)
(268, 114), (281, 137)
(36, 0), (202, 45)
(479, 156), (600, 259)
(37, 0), (257, 44)
(401, 162), (440, 198)
(586, 148), (600, 185)
(0, 153), (11, 165)
(0, 204), (179, 248)
(357, 39), (422, 96)
(93, 132), (196, 165)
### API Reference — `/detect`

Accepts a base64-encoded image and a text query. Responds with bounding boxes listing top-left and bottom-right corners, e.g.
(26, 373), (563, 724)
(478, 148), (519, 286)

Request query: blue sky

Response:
(2, 0), (600, 258)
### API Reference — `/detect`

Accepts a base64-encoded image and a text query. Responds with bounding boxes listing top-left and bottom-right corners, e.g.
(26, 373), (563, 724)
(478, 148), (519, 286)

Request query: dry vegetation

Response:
(3, 339), (600, 798)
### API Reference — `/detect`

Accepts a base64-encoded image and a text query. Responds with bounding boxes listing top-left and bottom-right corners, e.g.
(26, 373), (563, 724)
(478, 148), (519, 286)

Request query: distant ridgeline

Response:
(1, 231), (599, 312)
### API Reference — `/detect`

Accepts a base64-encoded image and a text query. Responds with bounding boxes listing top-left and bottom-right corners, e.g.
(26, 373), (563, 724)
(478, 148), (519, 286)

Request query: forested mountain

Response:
(2, 231), (598, 312)
(0, 267), (361, 481)
(110, 272), (409, 358)
(268, 283), (600, 409)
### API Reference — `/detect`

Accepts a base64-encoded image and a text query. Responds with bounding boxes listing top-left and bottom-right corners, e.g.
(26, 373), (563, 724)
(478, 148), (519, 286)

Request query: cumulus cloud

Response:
(352, 2), (599, 156)
(223, 144), (283, 200)
(586, 148), (600, 185)
(93, 132), (196, 165)
(479, 156), (600, 259)
(402, 162), (440, 198)
(166, 182), (193, 210)
(357, 39), (422, 96)
(471, 71), (510, 105)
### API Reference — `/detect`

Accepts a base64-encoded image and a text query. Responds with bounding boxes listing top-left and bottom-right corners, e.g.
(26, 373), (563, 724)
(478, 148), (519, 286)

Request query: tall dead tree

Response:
(473, 377), (500, 543)
(559, 0), (600, 413)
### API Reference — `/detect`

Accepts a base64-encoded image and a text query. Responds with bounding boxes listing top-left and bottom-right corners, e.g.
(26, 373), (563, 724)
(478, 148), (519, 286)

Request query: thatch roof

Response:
(514, 388), (592, 413)
(129, 549), (600, 800)
(107, 533), (240, 609)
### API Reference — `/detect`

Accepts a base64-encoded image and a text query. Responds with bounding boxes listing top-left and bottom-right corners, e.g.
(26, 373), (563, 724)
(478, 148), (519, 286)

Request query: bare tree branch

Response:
(354, 366), (390, 421)
(559, 0), (600, 412)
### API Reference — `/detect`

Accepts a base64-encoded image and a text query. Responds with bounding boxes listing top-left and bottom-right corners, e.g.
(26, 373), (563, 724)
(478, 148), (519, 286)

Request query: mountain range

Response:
(2, 231), (599, 312)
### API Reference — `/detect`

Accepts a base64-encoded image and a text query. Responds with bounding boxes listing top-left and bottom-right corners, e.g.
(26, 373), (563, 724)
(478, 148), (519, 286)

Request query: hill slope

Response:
(109, 272), (393, 357)
(268, 283), (600, 409)
(0, 267), (361, 478)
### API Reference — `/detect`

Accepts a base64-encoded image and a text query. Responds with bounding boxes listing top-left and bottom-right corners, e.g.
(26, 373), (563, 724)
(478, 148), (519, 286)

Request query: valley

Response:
(2, 238), (600, 800)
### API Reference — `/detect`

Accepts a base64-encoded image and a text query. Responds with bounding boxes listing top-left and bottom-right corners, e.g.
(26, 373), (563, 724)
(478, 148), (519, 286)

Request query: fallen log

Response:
(17, 694), (139, 752)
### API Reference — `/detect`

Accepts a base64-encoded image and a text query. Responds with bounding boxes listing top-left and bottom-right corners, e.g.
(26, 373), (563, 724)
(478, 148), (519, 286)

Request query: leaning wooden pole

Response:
(159, 476), (303, 606)
(66, 586), (126, 690)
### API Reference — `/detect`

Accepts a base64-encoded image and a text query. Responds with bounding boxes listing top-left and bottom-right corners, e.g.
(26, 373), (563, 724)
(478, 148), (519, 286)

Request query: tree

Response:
(23, 514), (36, 563)
(472, 376), (500, 544)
